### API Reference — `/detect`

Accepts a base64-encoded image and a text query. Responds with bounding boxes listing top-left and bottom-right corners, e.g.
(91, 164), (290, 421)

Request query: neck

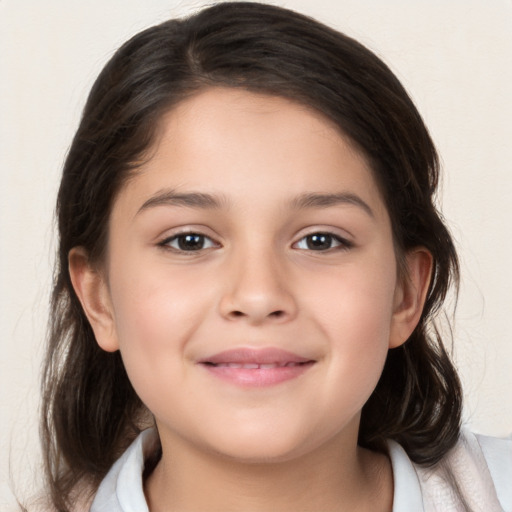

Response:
(144, 428), (393, 512)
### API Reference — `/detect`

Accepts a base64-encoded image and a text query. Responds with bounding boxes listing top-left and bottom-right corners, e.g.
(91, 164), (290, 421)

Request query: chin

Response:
(202, 426), (319, 465)
(213, 443), (305, 465)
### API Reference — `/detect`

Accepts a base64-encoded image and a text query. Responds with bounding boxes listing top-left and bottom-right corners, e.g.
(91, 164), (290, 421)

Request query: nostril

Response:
(228, 309), (285, 319)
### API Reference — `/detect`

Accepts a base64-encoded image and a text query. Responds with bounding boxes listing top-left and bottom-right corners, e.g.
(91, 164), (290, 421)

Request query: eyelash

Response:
(158, 232), (219, 252)
(293, 232), (353, 252)
(158, 230), (353, 254)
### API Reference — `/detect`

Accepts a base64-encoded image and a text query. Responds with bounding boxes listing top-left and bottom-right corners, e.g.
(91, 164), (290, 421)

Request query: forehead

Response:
(114, 87), (388, 220)
(155, 87), (357, 161)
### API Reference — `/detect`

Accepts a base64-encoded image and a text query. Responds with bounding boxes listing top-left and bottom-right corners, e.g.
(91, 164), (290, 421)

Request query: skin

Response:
(70, 88), (432, 511)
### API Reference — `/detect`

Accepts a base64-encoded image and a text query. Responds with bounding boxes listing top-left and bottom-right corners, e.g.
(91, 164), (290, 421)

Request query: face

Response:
(78, 88), (418, 463)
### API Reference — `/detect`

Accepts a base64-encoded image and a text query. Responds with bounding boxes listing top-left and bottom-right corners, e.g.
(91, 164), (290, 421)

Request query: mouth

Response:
(204, 361), (310, 369)
(197, 348), (315, 387)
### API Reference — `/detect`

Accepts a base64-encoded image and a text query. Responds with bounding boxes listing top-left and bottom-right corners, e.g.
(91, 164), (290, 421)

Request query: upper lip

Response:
(198, 347), (313, 365)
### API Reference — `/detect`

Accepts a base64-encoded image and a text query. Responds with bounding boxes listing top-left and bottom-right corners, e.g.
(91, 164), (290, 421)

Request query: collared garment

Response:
(90, 428), (512, 512)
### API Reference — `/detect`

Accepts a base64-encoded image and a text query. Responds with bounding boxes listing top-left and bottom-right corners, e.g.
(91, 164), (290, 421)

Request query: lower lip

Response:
(199, 362), (314, 387)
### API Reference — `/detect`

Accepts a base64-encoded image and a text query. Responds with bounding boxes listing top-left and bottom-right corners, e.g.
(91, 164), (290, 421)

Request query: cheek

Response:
(302, 259), (396, 400)
(106, 260), (214, 402)
(304, 254), (397, 338)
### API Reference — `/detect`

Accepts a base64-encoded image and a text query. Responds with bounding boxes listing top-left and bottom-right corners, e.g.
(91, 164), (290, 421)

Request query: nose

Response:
(218, 248), (297, 325)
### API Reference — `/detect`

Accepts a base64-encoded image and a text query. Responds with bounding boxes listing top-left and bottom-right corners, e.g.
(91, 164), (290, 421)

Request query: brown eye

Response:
(295, 233), (351, 251)
(162, 233), (217, 252)
(306, 234), (332, 250)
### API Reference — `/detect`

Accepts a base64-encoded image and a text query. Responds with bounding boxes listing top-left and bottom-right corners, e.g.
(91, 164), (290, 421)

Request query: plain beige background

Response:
(1, 0), (511, 507)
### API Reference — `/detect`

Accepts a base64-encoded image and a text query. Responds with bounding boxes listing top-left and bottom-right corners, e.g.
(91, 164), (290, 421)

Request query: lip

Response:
(197, 348), (315, 387)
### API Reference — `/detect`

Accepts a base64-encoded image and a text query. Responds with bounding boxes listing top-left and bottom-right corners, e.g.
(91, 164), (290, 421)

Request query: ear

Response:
(389, 248), (433, 349)
(68, 247), (120, 352)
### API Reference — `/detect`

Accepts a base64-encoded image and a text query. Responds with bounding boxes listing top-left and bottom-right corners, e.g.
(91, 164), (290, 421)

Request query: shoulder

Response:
(416, 430), (512, 512)
(18, 482), (94, 512)
(472, 431), (512, 510)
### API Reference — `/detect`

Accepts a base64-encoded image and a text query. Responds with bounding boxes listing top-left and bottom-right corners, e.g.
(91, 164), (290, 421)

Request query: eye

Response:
(294, 232), (351, 251)
(160, 232), (218, 252)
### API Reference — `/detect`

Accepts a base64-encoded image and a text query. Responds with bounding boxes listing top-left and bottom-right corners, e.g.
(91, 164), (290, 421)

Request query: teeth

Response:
(212, 362), (300, 369)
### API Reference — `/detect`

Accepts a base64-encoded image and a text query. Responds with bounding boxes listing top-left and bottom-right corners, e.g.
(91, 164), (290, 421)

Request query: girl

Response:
(40, 2), (511, 511)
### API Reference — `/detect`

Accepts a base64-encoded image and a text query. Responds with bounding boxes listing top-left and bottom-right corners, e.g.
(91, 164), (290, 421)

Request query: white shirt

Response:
(90, 428), (512, 512)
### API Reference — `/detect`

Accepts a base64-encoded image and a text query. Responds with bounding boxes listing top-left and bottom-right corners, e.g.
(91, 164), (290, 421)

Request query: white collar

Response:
(91, 428), (156, 512)
(387, 440), (425, 511)
(91, 428), (429, 511)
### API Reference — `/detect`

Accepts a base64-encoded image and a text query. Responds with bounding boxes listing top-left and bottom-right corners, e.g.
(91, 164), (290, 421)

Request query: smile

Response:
(206, 361), (307, 369)
(198, 348), (315, 387)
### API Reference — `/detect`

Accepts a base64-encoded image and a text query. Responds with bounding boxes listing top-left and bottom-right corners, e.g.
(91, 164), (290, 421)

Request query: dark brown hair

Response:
(41, 2), (462, 509)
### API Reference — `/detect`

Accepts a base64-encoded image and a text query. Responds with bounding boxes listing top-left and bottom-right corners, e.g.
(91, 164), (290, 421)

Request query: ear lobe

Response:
(389, 248), (433, 349)
(68, 247), (119, 352)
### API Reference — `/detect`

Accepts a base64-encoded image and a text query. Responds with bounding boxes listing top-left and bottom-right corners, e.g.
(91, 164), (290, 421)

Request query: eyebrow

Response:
(137, 189), (226, 214)
(137, 189), (374, 218)
(291, 193), (374, 218)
